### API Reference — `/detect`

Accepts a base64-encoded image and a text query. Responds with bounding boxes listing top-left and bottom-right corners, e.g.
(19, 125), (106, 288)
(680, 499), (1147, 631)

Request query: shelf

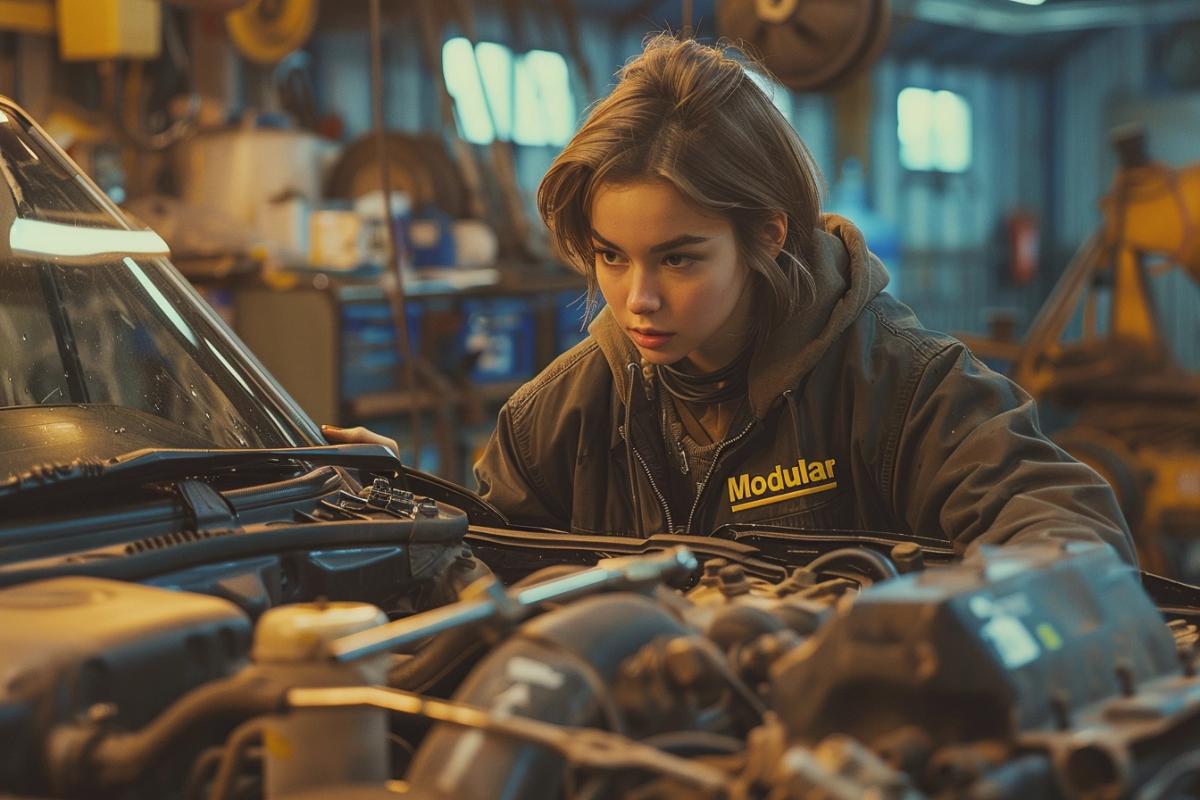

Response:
(346, 379), (526, 419)
(348, 389), (457, 418)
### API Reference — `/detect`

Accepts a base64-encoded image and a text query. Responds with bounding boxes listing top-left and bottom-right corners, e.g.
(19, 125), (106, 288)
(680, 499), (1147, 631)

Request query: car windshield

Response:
(0, 100), (318, 470)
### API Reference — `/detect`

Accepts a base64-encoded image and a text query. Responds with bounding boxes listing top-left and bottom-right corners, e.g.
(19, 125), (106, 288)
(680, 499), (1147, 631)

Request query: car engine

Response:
(3, 474), (1200, 800)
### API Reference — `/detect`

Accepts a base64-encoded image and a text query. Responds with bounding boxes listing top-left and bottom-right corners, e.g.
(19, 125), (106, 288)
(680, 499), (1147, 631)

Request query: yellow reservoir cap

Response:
(253, 602), (388, 663)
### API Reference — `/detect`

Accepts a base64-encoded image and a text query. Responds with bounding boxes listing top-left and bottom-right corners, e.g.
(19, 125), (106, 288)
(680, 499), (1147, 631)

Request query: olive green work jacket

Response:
(473, 216), (1135, 563)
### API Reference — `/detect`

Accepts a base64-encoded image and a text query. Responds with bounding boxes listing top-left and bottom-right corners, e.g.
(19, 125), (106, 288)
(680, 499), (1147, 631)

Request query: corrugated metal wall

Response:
(310, 27), (434, 136)
(307, 18), (1198, 362)
(702, 54), (1056, 339)
(1052, 28), (1146, 248)
(308, 10), (638, 146)
(866, 57), (1052, 338)
(307, 10), (641, 236)
(1051, 27), (1200, 370)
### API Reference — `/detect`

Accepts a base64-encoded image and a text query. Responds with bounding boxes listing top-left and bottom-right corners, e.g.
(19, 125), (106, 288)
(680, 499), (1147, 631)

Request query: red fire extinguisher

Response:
(1007, 209), (1040, 286)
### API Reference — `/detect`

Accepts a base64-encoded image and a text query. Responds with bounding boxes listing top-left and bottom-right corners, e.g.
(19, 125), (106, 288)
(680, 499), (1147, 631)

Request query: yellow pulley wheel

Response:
(226, 0), (318, 65)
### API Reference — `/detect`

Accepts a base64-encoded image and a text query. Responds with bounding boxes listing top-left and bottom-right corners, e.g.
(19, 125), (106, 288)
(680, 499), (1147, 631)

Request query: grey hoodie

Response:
(474, 216), (1135, 562)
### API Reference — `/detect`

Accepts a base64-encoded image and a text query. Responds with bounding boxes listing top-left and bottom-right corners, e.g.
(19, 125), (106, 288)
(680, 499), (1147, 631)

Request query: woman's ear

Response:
(761, 212), (788, 257)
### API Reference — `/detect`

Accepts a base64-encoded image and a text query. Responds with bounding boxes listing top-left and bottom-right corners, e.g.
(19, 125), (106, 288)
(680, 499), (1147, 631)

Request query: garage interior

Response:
(2, 0), (1200, 797)
(9, 0), (1196, 566)
(2, 5), (1196, 522)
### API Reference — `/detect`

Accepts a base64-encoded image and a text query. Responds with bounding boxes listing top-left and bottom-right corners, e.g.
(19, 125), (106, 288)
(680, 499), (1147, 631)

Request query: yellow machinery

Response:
(57, 0), (160, 61)
(1008, 129), (1200, 576)
(0, 0), (315, 64)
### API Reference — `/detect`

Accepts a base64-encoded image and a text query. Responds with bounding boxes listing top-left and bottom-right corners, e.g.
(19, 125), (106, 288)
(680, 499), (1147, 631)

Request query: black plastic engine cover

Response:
(771, 542), (1179, 746)
(0, 577), (250, 789)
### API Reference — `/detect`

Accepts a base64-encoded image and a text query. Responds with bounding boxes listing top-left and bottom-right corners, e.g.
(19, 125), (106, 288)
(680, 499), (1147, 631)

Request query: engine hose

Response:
(404, 593), (690, 800)
(388, 627), (491, 694)
(225, 466), (341, 512)
(183, 746), (225, 800)
(692, 637), (769, 720)
(48, 669), (286, 793)
(640, 731), (744, 757)
(706, 604), (788, 651)
(389, 563), (590, 693)
(208, 718), (265, 800)
(806, 547), (899, 584)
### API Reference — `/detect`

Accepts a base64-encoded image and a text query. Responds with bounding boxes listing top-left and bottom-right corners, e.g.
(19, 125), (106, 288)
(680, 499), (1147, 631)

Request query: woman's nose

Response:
(626, 266), (661, 315)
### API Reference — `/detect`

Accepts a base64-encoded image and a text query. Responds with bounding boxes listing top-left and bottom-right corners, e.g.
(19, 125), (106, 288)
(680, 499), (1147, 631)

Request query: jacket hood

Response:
(589, 214), (891, 419)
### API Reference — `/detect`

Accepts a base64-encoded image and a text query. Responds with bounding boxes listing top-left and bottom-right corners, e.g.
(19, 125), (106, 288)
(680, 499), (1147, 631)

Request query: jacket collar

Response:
(747, 215), (890, 418)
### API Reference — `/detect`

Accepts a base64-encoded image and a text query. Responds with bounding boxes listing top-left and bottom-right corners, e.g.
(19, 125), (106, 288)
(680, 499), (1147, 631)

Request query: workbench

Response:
(191, 262), (589, 482)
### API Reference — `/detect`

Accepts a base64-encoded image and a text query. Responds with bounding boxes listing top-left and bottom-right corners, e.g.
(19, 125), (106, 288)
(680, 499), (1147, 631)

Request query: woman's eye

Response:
(596, 249), (623, 266)
(663, 254), (696, 268)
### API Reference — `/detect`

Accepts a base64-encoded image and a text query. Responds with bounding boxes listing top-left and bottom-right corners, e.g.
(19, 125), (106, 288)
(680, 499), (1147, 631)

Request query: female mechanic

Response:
(326, 34), (1134, 562)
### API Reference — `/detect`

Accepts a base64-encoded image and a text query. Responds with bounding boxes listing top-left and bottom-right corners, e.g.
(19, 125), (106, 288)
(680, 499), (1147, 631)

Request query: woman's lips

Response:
(629, 328), (674, 349)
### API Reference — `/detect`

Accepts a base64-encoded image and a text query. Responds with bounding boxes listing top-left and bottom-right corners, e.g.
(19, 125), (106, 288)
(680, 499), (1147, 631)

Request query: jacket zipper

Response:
(685, 420), (755, 533)
(620, 425), (675, 533)
(661, 406), (688, 476)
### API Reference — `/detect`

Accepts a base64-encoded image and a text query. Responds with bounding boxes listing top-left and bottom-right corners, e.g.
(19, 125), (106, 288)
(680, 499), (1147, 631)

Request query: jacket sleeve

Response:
(888, 343), (1137, 563)
(473, 399), (571, 530)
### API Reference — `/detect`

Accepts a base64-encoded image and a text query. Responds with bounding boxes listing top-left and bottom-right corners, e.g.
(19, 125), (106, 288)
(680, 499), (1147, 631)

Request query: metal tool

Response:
(328, 546), (699, 662)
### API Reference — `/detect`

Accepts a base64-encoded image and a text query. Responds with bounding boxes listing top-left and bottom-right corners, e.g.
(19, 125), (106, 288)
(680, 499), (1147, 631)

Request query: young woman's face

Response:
(590, 179), (754, 373)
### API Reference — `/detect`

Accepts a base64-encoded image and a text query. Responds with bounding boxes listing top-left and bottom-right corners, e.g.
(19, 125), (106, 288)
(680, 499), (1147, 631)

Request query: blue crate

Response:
(342, 301), (423, 341)
(460, 297), (536, 384)
(555, 290), (599, 355)
(341, 301), (423, 397)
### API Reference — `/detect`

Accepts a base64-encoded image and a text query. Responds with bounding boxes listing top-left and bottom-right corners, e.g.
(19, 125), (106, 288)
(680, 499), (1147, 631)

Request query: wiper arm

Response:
(0, 444), (401, 504)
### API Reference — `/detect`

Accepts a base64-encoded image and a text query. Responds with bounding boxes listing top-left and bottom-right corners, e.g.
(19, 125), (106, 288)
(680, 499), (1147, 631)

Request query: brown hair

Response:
(537, 34), (824, 329)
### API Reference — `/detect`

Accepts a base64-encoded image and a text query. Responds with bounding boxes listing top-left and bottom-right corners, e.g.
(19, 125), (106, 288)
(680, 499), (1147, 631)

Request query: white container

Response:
(253, 602), (390, 797)
(309, 209), (366, 270)
(174, 127), (327, 240)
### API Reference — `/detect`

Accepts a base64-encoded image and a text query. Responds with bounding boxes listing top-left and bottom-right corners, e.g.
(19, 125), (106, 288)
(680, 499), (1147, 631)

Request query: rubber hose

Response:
(73, 670), (284, 790)
(389, 563), (587, 691)
(207, 718), (264, 800)
(388, 556), (499, 690)
(806, 547), (899, 583)
(706, 603), (788, 651)
(387, 627), (489, 694)
(405, 593), (690, 800)
(226, 467), (341, 512)
(639, 731), (743, 757)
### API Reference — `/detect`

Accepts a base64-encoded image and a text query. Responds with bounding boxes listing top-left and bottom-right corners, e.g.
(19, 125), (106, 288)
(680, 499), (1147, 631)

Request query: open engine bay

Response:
(4, 461), (1200, 800)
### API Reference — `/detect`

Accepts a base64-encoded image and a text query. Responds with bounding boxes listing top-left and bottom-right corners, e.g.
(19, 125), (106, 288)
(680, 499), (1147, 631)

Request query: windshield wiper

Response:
(0, 444), (401, 505)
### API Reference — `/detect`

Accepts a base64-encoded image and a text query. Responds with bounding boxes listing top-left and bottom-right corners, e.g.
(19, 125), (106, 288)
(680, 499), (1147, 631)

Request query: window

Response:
(897, 87), (972, 172)
(442, 38), (576, 147)
(748, 70), (793, 120)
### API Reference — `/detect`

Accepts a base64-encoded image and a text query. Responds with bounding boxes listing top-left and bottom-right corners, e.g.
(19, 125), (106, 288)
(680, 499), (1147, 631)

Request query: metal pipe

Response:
(368, 0), (422, 466)
(898, 0), (1200, 35)
(331, 596), (498, 662)
(286, 685), (733, 794)
(328, 546), (699, 662)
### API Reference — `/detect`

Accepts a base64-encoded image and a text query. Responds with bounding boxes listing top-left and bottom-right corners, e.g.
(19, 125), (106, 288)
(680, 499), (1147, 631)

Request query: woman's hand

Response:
(321, 424), (401, 459)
